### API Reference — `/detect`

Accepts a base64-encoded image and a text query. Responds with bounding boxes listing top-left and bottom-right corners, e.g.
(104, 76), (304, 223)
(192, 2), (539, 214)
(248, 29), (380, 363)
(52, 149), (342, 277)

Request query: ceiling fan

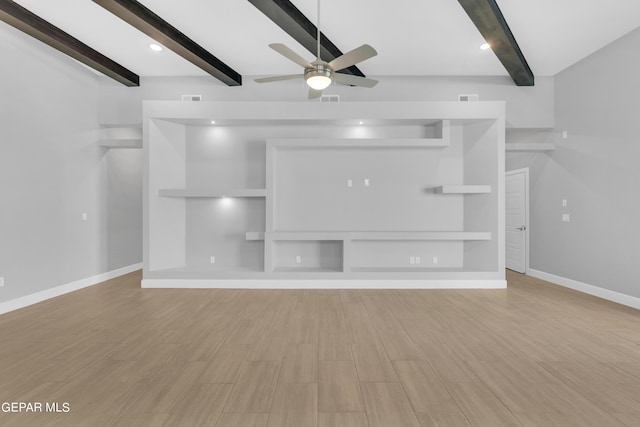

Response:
(254, 0), (378, 99)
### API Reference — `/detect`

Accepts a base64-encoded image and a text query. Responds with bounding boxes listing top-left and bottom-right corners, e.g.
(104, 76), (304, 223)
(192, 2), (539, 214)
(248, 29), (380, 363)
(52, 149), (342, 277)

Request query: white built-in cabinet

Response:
(143, 101), (505, 288)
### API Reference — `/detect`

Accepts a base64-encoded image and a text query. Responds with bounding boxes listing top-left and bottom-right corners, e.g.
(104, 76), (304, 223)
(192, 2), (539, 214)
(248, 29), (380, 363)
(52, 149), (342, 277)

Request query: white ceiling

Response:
(10, 0), (640, 82)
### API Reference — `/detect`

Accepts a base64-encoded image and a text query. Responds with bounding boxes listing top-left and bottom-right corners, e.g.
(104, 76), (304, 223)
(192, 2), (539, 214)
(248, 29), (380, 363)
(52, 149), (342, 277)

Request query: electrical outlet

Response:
(416, 256), (421, 264)
(82, 213), (88, 221)
(432, 256), (439, 265)
(296, 255), (301, 264)
(409, 256), (415, 265)
(562, 214), (570, 222)
(347, 179), (353, 187)
(562, 199), (567, 207)
(562, 130), (568, 140)
(0, 277), (4, 287)
(210, 256), (215, 264)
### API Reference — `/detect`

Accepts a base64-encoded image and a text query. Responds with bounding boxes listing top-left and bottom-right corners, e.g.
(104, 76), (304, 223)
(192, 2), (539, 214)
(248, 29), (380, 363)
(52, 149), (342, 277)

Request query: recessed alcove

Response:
(143, 101), (505, 288)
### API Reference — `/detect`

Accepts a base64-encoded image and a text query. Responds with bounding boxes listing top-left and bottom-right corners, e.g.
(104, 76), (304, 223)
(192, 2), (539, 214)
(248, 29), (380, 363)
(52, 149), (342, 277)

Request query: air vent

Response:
(458, 94), (479, 102)
(181, 94), (202, 101)
(320, 94), (340, 103)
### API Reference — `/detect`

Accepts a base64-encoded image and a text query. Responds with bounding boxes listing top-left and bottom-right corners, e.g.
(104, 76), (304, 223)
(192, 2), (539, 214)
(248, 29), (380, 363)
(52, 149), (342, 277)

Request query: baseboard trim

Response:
(0, 263), (142, 315)
(527, 268), (640, 310)
(141, 279), (507, 290)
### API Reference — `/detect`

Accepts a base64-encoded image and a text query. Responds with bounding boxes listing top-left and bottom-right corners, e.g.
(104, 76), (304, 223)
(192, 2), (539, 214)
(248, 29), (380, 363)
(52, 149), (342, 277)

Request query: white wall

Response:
(99, 75), (554, 129)
(519, 27), (640, 299)
(0, 23), (142, 304)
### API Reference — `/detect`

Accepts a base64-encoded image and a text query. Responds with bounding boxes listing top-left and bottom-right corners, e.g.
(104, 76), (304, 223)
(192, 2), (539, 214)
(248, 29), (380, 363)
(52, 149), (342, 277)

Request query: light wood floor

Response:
(2, 271), (640, 426)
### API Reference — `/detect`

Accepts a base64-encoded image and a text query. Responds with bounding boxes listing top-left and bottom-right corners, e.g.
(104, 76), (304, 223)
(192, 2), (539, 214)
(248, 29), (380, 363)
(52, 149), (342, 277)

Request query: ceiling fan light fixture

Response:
(306, 75), (332, 90)
(305, 63), (333, 90)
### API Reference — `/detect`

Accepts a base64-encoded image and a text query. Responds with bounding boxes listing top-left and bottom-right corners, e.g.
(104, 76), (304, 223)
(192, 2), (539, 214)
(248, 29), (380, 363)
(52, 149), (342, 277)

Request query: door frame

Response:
(506, 167), (530, 274)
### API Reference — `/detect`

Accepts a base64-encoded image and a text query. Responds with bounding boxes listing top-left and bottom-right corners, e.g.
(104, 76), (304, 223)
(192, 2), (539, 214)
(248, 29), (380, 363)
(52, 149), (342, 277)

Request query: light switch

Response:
(210, 256), (215, 264)
(0, 277), (4, 287)
(562, 199), (567, 207)
(82, 213), (88, 221)
(562, 214), (570, 222)
(347, 179), (353, 187)
(364, 179), (370, 187)
(562, 130), (568, 139)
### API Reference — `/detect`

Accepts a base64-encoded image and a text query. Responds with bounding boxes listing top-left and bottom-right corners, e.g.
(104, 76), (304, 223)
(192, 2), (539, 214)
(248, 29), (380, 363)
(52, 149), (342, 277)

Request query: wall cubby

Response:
(143, 101), (505, 288)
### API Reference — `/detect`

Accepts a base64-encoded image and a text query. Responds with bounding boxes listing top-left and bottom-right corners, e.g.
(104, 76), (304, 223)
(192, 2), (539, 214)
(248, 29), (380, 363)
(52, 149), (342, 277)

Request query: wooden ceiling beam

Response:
(93, 0), (242, 86)
(247, 0), (365, 77)
(458, 0), (534, 86)
(0, 0), (139, 86)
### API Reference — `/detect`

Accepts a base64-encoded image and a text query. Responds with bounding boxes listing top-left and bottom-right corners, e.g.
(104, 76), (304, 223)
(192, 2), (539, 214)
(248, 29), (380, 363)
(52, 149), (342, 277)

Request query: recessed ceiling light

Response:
(149, 43), (163, 52)
(358, 121), (364, 125)
(480, 43), (491, 50)
(210, 120), (216, 124)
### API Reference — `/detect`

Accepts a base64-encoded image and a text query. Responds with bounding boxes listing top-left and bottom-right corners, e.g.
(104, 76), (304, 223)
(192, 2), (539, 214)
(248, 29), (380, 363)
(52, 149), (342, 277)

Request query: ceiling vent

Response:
(181, 94), (202, 101)
(320, 94), (340, 103)
(458, 94), (479, 102)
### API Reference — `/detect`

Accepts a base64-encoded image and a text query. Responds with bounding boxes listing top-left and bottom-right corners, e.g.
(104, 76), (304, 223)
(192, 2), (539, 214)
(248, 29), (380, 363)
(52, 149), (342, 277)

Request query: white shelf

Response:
(247, 231), (491, 242)
(351, 267), (484, 273)
(99, 139), (142, 149)
(267, 120), (450, 149)
(506, 142), (556, 151)
(245, 231), (266, 241)
(435, 185), (491, 194)
(246, 231), (347, 241)
(273, 267), (343, 273)
(159, 188), (266, 198)
(350, 231), (492, 241)
(269, 231), (347, 241)
(269, 138), (449, 149)
(99, 124), (142, 149)
(149, 266), (265, 275)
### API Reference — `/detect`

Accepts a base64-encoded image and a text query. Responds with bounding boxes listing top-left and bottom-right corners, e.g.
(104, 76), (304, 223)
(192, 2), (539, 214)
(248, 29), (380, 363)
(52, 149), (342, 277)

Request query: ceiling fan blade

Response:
(333, 73), (378, 88)
(308, 88), (323, 99)
(328, 44), (377, 71)
(269, 43), (313, 69)
(255, 74), (303, 83)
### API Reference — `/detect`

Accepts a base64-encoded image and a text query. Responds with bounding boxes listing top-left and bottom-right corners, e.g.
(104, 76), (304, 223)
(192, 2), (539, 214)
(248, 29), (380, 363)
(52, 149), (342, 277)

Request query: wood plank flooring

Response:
(2, 270), (640, 426)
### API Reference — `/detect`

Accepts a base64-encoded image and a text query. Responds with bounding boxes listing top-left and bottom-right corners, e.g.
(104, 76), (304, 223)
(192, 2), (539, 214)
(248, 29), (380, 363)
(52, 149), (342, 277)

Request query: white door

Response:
(505, 169), (528, 273)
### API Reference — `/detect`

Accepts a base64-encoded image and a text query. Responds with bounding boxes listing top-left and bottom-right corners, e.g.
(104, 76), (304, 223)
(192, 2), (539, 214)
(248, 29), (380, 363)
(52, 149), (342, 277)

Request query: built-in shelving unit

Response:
(143, 101), (505, 288)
